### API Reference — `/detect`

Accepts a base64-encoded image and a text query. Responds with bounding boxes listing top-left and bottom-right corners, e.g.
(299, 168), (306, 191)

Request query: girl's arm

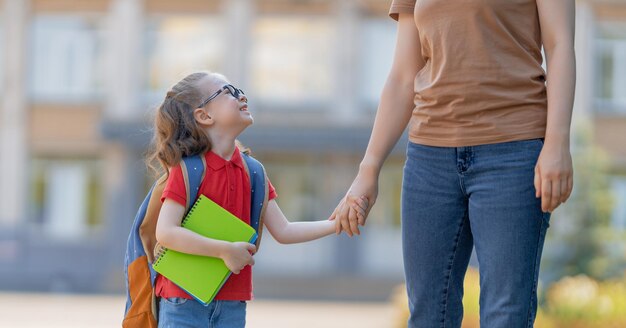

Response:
(155, 199), (256, 274)
(535, 0), (576, 212)
(332, 12), (425, 236)
(263, 199), (335, 244)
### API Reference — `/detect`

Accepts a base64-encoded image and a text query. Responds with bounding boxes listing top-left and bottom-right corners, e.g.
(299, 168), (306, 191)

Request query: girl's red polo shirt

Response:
(155, 147), (277, 301)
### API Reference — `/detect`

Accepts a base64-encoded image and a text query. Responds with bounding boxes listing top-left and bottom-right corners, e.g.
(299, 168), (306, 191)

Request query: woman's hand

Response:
(534, 138), (573, 213)
(536, 0), (575, 213)
(221, 242), (256, 274)
(330, 166), (379, 237)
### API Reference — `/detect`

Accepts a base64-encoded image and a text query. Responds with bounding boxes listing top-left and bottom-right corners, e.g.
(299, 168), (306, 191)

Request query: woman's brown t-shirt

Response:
(389, 0), (547, 147)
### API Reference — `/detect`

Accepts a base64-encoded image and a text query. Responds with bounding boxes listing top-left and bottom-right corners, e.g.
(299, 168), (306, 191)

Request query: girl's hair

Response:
(146, 71), (249, 178)
(146, 71), (212, 177)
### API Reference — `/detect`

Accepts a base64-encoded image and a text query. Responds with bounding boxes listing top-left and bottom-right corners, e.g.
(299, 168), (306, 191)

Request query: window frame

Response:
(594, 22), (626, 115)
(141, 14), (226, 106)
(28, 13), (107, 104)
(249, 14), (335, 112)
(29, 157), (105, 240)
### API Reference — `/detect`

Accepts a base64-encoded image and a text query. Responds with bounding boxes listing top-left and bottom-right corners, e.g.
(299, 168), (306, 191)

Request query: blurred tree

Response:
(541, 122), (624, 285)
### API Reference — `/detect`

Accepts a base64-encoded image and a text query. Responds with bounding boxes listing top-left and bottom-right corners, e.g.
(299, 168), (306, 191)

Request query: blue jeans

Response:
(401, 139), (551, 328)
(158, 298), (246, 328)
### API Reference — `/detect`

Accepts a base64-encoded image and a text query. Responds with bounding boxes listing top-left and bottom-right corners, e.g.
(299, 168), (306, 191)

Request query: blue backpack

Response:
(122, 152), (268, 327)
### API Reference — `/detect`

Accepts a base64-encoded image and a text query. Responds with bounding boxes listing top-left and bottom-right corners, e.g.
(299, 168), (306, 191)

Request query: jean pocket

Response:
(163, 297), (189, 305)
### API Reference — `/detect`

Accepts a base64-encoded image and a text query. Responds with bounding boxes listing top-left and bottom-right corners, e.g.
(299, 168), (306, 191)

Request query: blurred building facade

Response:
(0, 0), (624, 296)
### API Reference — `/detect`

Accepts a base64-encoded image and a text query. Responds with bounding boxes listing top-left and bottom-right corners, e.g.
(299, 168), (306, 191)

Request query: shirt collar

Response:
(205, 146), (244, 170)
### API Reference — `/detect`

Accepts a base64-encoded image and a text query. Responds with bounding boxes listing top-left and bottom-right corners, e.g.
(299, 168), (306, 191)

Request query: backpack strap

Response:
(241, 152), (269, 250)
(181, 154), (207, 211)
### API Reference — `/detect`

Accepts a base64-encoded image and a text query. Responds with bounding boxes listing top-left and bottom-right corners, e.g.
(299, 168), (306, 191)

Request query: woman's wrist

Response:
(359, 158), (382, 177)
(545, 128), (571, 147)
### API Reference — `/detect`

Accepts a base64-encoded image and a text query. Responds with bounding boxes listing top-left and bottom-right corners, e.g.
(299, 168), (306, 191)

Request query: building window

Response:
(369, 162), (403, 228)
(264, 162), (319, 222)
(610, 176), (626, 231)
(595, 22), (626, 113)
(29, 15), (105, 102)
(358, 18), (396, 110)
(143, 16), (224, 104)
(250, 16), (333, 108)
(30, 159), (103, 240)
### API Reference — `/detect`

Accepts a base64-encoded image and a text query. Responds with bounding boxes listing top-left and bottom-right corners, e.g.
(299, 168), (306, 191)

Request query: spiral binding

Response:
(153, 197), (203, 267)
(181, 196), (203, 227)
(153, 242), (167, 266)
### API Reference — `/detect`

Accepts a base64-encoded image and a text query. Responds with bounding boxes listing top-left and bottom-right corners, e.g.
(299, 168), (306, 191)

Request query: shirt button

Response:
(230, 185), (234, 190)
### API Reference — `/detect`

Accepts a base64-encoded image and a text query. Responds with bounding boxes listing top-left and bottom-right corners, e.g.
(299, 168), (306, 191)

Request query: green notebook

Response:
(153, 194), (257, 305)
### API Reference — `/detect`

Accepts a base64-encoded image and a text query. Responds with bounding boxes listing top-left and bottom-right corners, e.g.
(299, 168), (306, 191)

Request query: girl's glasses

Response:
(198, 84), (245, 108)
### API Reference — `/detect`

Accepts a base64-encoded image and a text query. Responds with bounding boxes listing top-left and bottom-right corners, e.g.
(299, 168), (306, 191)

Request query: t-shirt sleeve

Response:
(267, 178), (277, 201)
(389, 0), (416, 21)
(161, 164), (187, 207)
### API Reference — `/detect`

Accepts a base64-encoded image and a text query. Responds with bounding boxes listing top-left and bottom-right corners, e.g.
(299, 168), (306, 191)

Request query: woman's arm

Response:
(155, 199), (256, 274)
(536, 0), (576, 212)
(332, 12), (425, 236)
(263, 199), (335, 244)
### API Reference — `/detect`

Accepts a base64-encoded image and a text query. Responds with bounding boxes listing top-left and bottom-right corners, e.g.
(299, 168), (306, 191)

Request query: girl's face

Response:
(196, 76), (253, 133)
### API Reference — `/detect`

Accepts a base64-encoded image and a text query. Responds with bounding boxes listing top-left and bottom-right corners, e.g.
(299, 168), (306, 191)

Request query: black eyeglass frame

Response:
(197, 84), (245, 108)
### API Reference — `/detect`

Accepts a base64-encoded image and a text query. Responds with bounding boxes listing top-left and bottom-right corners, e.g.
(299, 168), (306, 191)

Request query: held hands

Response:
(329, 167), (379, 237)
(534, 138), (574, 213)
(221, 242), (256, 274)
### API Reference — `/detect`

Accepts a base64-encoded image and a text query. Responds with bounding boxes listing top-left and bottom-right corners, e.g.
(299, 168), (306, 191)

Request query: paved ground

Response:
(0, 292), (399, 328)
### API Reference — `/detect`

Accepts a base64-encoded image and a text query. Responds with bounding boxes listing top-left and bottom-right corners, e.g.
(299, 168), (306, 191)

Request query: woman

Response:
(331, 1), (575, 327)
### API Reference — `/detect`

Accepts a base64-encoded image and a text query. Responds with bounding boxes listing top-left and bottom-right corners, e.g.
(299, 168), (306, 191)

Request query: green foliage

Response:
(542, 122), (624, 282)
(543, 274), (626, 328)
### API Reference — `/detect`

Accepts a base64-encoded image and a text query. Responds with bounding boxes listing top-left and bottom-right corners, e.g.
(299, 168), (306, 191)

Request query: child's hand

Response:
(350, 196), (369, 224)
(222, 242), (256, 274)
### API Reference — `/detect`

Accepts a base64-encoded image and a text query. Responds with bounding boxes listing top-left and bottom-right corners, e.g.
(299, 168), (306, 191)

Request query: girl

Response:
(332, 0), (576, 327)
(147, 71), (337, 328)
